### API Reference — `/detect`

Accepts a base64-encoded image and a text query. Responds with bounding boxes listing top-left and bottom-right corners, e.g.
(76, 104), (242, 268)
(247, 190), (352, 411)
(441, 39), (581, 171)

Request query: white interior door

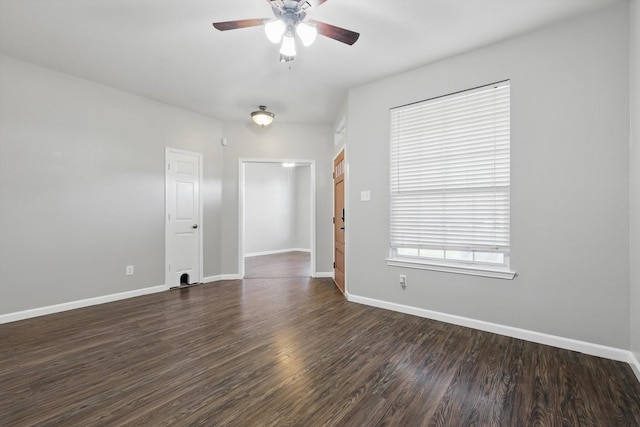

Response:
(165, 148), (202, 288)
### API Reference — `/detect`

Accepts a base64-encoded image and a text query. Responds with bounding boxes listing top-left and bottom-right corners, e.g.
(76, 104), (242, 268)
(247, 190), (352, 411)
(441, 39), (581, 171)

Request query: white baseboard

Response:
(630, 352), (640, 382)
(244, 248), (310, 258)
(313, 272), (334, 278)
(205, 273), (330, 281)
(347, 293), (633, 364)
(0, 285), (166, 324)
(202, 274), (242, 283)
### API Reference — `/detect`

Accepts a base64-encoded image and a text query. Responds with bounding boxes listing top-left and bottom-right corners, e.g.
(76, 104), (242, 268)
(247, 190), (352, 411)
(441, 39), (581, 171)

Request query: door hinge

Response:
(167, 163), (171, 170)
(333, 262), (336, 268)
(332, 217), (335, 224)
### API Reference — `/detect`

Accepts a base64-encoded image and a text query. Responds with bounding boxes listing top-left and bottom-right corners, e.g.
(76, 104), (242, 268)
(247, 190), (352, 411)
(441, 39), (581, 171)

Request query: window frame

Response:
(386, 81), (516, 280)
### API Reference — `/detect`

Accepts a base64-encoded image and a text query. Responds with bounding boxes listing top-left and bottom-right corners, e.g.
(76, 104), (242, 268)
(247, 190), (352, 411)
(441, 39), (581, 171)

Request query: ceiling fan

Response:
(212, 0), (360, 63)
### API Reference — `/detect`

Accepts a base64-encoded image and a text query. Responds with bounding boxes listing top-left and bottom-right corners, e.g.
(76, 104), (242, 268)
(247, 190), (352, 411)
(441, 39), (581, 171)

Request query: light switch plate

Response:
(360, 190), (371, 201)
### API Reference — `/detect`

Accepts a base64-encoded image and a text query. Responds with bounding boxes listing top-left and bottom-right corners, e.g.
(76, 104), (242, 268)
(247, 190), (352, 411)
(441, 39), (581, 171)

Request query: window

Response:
(387, 81), (515, 279)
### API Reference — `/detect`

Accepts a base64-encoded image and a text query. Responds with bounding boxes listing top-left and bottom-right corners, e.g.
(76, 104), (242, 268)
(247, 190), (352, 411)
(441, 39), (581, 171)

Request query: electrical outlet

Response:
(399, 274), (407, 288)
(126, 265), (134, 276)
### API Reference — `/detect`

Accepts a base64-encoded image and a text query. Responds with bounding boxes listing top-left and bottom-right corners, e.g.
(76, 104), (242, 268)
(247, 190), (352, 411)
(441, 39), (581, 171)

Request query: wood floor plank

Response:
(1, 253), (640, 426)
(244, 251), (311, 279)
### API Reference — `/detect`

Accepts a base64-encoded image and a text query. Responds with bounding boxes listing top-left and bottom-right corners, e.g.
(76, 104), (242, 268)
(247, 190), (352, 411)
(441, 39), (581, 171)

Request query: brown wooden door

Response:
(333, 150), (345, 294)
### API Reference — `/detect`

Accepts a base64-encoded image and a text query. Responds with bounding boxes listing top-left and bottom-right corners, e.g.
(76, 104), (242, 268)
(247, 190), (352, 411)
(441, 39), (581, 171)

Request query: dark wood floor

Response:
(1, 276), (640, 425)
(244, 251), (311, 279)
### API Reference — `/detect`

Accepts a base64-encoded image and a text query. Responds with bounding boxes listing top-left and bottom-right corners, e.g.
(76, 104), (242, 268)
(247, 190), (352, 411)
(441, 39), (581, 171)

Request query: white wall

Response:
(294, 165), (311, 250)
(221, 121), (333, 276)
(244, 163), (311, 255)
(630, 0), (640, 362)
(0, 55), (223, 315)
(345, 3), (630, 348)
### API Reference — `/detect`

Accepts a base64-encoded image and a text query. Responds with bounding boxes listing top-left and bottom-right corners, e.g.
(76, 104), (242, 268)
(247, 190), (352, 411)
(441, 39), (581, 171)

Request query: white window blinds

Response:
(390, 81), (510, 260)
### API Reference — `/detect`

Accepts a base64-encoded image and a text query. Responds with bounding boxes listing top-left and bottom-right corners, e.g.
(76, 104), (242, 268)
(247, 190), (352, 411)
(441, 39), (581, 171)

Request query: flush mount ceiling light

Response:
(213, 0), (359, 63)
(251, 105), (275, 127)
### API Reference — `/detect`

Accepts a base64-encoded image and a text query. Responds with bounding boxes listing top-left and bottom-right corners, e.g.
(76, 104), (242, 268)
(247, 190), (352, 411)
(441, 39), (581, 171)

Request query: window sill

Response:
(386, 258), (516, 280)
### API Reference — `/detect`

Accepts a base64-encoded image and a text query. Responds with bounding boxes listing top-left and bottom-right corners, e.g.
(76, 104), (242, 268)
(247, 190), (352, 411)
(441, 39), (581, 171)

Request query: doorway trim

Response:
(332, 147), (348, 295)
(238, 158), (316, 279)
(165, 147), (204, 289)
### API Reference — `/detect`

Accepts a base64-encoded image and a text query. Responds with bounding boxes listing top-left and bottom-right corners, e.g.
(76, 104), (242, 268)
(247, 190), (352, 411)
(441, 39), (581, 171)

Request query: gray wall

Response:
(345, 3), (630, 348)
(631, 0), (640, 362)
(244, 162), (311, 254)
(0, 55), (223, 315)
(221, 121), (333, 276)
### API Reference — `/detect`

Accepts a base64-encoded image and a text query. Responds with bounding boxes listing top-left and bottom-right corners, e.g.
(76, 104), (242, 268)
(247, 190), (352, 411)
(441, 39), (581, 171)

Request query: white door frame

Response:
(165, 147), (204, 289)
(238, 158), (316, 278)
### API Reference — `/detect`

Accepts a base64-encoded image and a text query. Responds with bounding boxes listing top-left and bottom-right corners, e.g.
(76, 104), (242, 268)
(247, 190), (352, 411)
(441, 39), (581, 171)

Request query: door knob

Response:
(192, 224), (198, 229)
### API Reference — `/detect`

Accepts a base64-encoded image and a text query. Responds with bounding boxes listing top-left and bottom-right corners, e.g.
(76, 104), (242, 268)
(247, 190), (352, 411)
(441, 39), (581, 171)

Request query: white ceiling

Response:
(0, 0), (623, 124)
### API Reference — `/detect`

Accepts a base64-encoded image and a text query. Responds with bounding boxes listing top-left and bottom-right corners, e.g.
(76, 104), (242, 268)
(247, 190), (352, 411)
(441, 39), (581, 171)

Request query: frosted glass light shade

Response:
(251, 106), (275, 127)
(296, 22), (317, 46)
(280, 34), (296, 57)
(264, 20), (286, 43)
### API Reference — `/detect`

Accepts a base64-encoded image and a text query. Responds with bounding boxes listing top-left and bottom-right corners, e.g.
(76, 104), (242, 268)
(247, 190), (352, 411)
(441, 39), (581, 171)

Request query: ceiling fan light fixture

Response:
(251, 105), (275, 127)
(279, 53), (295, 63)
(279, 33), (296, 57)
(212, 0), (360, 63)
(296, 22), (317, 46)
(264, 20), (286, 43)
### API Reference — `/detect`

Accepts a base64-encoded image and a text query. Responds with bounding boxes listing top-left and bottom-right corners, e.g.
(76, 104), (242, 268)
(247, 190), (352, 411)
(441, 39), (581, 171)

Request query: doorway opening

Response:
(238, 159), (316, 279)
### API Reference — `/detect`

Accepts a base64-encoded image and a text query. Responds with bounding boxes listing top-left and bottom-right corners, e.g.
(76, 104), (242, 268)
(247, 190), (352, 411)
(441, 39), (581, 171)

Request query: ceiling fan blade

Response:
(308, 20), (360, 45)
(212, 19), (265, 31)
(305, 0), (330, 7)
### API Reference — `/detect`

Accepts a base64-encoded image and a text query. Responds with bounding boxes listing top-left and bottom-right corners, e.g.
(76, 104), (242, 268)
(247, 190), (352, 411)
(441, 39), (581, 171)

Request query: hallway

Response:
(244, 251), (311, 279)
